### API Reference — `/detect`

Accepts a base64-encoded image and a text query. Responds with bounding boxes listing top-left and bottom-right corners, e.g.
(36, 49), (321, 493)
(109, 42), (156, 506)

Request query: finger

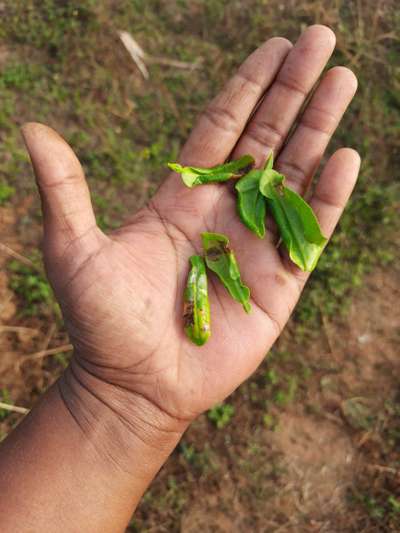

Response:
(21, 123), (98, 256)
(180, 37), (292, 167)
(276, 67), (358, 194)
(232, 25), (336, 165)
(310, 147), (361, 237)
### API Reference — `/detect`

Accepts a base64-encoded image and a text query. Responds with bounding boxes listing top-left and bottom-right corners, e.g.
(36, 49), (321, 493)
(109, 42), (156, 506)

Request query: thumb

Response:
(21, 122), (98, 258)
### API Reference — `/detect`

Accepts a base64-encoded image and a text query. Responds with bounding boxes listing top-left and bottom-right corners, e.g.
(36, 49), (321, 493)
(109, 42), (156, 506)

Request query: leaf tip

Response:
(242, 154), (255, 166)
(256, 226), (265, 239)
(167, 162), (182, 172)
(265, 151), (274, 170)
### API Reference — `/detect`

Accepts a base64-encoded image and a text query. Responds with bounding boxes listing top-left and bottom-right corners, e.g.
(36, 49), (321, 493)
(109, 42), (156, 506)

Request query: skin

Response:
(0, 25), (360, 532)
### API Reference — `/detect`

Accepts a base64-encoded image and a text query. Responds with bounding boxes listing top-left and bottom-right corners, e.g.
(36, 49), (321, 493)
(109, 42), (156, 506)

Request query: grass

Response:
(8, 260), (53, 317)
(0, 0), (399, 530)
(0, 182), (15, 204)
(207, 402), (235, 429)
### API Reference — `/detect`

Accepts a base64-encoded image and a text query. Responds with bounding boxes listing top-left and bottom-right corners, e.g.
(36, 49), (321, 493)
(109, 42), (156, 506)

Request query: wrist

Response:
(0, 358), (185, 532)
(58, 357), (188, 479)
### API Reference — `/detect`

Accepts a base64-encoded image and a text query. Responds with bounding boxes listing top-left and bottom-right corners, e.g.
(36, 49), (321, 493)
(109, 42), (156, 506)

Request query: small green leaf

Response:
(183, 255), (211, 346)
(266, 186), (327, 271)
(259, 168), (285, 199)
(283, 188), (327, 246)
(201, 232), (251, 313)
(235, 169), (266, 238)
(168, 154), (254, 188)
(258, 156), (327, 272)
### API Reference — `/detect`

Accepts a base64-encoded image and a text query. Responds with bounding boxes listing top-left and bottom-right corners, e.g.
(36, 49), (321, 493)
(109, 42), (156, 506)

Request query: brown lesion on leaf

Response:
(229, 163), (254, 180)
(206, 242), (230, 261)
(236, 163), (254, 177)
(183, 301), (194, 327)
(277, 183), (285, 195)
(206, 246), (221, 261)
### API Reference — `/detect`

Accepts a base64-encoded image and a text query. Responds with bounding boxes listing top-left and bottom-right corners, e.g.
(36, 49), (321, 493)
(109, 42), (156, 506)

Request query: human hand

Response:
(22, 25), (360, 448)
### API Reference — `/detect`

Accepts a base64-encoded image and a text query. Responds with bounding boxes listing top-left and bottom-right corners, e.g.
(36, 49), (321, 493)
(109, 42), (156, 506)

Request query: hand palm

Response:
(24, 26), (360, 423)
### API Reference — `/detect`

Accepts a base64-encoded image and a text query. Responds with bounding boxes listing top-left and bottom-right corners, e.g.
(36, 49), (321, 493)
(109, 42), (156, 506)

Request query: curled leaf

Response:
(235, 169), (266, 238)
(168, 154), (254, 188)
(183, 255), (211, 346)
(201, 232), (251, 313)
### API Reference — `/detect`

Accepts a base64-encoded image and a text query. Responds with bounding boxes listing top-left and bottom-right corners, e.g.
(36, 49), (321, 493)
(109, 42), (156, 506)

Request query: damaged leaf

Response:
(183, 255), (211, 346)
(259, 153), (327, 272)
(168, 154), (254, 188)
(201, 232), (251, 313)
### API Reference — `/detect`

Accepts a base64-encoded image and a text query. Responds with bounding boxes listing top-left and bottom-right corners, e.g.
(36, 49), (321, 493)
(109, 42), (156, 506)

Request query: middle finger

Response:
(232, 25), (336, 165)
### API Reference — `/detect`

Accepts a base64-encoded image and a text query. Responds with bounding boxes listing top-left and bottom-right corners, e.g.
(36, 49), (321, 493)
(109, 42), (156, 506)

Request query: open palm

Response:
(23, 26), (360, 425)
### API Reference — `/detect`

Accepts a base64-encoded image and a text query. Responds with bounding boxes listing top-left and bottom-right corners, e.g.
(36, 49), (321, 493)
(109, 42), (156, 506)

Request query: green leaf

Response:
(258, 154), (327, 272)
(283, 188), (327, 246)
(201, 232), (251, 313)
(167, 154), (254, 188)
(259, 168), (285, 199)
(266, 186), (327, 271)
(183, 255), (211, 346)
(264, 150), (274, 170)
(235, 169), (266, 238)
